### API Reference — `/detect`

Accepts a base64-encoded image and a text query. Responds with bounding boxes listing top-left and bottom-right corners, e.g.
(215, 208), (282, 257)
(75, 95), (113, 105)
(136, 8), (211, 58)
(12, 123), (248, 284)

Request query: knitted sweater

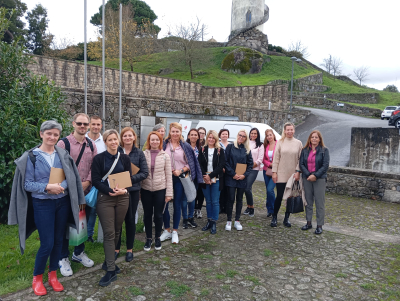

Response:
(272, 137), (303, 183)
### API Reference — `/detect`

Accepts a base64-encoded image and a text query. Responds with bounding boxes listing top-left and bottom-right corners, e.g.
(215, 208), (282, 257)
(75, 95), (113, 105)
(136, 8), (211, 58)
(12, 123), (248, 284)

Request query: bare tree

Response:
(331, 57), (343, 77)
(170, 17), (212, 79)
(287, 40), (310, 59)
(320, 54), (333, 74)
(353, 66), (369, 85)
(43, 34), (82, 60)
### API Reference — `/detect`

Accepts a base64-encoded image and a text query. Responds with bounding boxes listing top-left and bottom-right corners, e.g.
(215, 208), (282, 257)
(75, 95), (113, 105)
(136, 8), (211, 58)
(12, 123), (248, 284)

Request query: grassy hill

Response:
(88, 47), (400, 110)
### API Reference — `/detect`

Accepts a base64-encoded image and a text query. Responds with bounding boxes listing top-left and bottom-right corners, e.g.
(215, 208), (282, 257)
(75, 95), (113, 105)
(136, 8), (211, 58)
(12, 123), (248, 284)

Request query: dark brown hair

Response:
(303, 130), (326, 149)
(186, 128), (200, 149)
(218, 128), (230, 138)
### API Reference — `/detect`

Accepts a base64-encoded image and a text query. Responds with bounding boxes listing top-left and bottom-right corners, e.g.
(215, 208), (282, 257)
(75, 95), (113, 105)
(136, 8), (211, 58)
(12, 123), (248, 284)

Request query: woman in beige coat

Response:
(141, 132), (173, 251)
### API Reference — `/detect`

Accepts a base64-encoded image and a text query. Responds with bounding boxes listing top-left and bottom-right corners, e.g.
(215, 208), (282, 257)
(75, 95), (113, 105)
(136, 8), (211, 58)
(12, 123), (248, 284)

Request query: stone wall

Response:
(327, 166), (400, 203)
(349, 128), (400, 173)
(227, 28), (268, 54)
(292, 96), (382, 118)
(268, 73), (326, 92)
(293, 92), (379, 104)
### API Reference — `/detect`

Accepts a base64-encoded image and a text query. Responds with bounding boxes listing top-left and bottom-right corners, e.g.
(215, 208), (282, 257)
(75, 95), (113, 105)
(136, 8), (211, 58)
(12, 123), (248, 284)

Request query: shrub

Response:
(221, 47), (263, 74)
(383, 85), (399, 93)
(0, 41), (71, 223)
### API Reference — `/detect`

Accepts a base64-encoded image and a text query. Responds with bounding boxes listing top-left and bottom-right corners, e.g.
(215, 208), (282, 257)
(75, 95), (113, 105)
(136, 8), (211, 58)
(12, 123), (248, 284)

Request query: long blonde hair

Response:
(204, 130), (221, 149)
(166, 122), (184, 141)
(280, 122), (295, 141)
(263, 129), (277, 148)
(233, 129), (251, 154)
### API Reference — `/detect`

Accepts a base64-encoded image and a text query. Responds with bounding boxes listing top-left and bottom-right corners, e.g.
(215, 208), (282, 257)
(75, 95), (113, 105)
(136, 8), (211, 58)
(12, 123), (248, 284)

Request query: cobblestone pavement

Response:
(3, 182), (400, 301)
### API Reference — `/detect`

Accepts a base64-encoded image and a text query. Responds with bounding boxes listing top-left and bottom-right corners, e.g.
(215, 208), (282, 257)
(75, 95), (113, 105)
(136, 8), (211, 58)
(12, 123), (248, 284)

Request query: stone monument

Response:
(227, 0), (269, 54)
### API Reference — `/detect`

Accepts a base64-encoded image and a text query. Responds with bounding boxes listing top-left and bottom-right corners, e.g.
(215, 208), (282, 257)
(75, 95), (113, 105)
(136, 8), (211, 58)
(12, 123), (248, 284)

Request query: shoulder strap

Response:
(61, 137), (70, 154)
(28, 150), (36, 168)
(102, 152), (120, 181)
(75, 142), (87, 167)
(85, 137), (94, 152)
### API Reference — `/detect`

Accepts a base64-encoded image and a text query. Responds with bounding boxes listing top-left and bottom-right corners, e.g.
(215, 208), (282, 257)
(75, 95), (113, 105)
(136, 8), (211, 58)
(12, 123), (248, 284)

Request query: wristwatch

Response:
(180, 169), (184, 174)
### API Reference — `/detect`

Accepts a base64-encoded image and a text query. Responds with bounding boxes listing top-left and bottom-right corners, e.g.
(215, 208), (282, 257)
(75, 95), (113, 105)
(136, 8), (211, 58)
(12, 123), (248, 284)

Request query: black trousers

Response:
(226, 186), (245, 222)
(219, 186), (228, 212)
(273, 183), (289, 215)
(116, 190), (140, 250)
(195, 186), (204, 210)
(141, 188), (166, 239)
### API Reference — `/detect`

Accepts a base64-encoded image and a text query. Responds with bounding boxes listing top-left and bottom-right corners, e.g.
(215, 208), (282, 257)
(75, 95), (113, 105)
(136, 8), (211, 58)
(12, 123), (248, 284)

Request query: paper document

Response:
(235, 163), (247, 175)
(48, 167), (65, 184)
(131, 163), (140, 175)
(108, 171), (132, 189)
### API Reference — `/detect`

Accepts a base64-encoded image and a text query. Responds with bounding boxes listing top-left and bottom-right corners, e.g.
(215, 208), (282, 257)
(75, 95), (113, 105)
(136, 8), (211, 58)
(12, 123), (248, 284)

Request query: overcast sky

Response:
(25, 0), (400, 90)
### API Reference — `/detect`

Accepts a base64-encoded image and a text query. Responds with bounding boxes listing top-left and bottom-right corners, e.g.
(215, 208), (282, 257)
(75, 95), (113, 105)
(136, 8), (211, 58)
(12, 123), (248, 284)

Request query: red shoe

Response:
(32, 274), (47, 296)
(48, 270), (64, 292)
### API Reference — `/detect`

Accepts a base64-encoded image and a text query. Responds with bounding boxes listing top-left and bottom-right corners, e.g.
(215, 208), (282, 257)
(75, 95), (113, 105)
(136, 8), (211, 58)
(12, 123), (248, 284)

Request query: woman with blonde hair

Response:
(198, 130), (226, 234)
(224, 129), (253, 231)
(115, 127), (148, 262)
(160, 122), (203, 244)
(299, 130), (330, 234)
(263, 129), (277, 217)
(271, 122), (303, 228)
(141, 132), (173, 250)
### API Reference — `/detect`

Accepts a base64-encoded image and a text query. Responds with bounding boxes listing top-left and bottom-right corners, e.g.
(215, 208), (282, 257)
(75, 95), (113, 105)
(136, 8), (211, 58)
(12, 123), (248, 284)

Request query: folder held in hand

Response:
(48, 167), (66, 184)
(235, 163), (247, 175)
(108, 171), (132, 189)
(131, 163), (140, 175)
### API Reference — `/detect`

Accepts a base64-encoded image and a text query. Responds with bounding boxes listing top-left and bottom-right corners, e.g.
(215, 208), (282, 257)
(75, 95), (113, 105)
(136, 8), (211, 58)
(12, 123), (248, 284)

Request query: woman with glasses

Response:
(224, 130), (253, 231)
(198, 127), (207, 147)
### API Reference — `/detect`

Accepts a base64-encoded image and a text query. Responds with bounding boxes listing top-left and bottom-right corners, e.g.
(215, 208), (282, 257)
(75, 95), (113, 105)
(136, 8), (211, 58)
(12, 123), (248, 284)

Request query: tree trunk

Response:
(189, 60), (194, 79)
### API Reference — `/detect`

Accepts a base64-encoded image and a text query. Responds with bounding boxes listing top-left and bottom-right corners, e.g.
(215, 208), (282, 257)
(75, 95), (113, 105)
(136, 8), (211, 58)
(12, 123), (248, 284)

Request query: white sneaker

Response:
(225, 221), (232, 231)
(59, 258), (73, 277)
(197, 210), (202, 218)
(160, 230), (172, 242)
(171, 231), (179, 244)
(234, 221), (243, 231)
(72, 251), (94, 267)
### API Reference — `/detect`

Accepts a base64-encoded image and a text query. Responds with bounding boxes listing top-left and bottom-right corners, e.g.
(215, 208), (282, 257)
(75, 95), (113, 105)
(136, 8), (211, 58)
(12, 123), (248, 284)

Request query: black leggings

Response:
(273, 183), (289, 215)
(116, 190), (139, 250)
(195, 186), (204, 210)
(141, 188), (166, 239)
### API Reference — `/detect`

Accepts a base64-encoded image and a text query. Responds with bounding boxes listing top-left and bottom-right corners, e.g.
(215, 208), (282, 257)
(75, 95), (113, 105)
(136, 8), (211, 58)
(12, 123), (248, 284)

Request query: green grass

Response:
(245, 275), (260, 285)
(216, 274), (225, 280)
(200, 288), (210, 296)
(226, 269), (239, 278)
(128, 286), (144, 296)
(165, 280), (191, 297)
(88, 47), (319, 87)
(264, 249), (273, 257)
(335, 273), (348, 278)
(0, 219), (145, 296)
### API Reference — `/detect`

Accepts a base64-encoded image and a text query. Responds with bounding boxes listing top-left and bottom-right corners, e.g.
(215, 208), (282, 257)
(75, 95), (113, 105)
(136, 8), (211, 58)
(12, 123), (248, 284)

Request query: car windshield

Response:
(385, 107), (397, 110)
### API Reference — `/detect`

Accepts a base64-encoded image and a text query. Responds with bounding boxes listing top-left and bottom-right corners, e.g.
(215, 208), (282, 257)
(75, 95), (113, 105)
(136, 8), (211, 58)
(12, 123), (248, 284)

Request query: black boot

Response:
(187, 217), (198, 228)
(202, 219), (212, 231)
(270, 214), (277, 227)
(283, 213), (291, 227)
(183, 219), (188, 229)
(210, 221), (217, 234)
(99, 271), (117, 287)
(102, 262), (121, 274)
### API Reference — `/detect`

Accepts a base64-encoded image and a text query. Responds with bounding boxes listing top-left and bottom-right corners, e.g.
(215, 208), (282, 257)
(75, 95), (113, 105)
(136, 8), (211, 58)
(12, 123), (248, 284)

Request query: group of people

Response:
(8, 114), (330, 296)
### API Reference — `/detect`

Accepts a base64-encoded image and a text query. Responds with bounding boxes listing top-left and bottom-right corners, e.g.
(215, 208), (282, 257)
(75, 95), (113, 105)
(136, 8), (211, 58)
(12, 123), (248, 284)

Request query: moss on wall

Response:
(221, 47), (264, 74)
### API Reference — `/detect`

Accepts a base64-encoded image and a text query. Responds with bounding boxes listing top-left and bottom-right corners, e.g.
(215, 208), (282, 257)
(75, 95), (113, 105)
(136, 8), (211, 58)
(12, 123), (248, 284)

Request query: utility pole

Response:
(102, 0), (105, 129)
(119, 3), (122, 132)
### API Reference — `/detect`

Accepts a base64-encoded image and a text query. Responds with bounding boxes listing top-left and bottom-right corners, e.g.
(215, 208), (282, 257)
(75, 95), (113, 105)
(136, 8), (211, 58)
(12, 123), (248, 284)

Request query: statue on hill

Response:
(228, 0), (269, 54)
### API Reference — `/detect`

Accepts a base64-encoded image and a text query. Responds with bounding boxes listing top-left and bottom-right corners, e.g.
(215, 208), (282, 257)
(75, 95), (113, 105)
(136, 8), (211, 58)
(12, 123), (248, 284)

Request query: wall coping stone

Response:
(329, 166), (400, 181)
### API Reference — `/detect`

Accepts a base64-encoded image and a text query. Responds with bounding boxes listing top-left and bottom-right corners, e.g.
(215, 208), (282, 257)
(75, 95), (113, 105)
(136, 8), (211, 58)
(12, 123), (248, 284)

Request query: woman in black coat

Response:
(299, 130), (330, 235)
(224, 129), (253, 232)
(198, 130), (226, 234)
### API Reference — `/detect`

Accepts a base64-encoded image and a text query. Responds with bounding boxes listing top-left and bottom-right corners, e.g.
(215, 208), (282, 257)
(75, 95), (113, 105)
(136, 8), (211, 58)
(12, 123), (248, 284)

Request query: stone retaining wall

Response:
(292, 96), (382, 118)
(268, 73), (325, 92)
(327, 166), (400, 203)
(293, 92), (379, 104)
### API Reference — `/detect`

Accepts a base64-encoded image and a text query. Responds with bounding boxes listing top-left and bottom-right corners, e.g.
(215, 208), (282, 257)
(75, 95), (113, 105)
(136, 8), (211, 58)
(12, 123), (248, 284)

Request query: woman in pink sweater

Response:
(243, 128), (264, 217)
(141, 132), (173, 251)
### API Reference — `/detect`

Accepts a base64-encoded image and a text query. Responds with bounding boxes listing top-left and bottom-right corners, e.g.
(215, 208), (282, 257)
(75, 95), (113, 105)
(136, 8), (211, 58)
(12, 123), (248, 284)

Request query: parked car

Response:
(195, 120), (281, 142)
(381, 106), (398, 120)
(388, 108), (400, 128)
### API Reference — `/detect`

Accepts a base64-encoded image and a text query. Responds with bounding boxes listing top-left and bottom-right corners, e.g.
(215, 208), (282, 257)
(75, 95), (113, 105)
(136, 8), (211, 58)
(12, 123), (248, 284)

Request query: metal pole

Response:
(119, 3), (122, 133)
(290, 60), (294, 113)
(102, 0), (105, 129)
(84, 0), (87, 114)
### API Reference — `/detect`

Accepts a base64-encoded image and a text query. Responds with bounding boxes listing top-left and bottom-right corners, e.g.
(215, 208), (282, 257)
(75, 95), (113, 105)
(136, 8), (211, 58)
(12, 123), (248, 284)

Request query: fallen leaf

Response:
(17, 260), (20, 265)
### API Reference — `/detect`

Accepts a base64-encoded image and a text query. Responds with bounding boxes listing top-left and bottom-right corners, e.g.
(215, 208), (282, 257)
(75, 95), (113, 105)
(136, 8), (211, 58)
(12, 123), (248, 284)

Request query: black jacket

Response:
(299, 145), (330, 179)
(198, 146), (226, 191)
(224, 143), (253, 189)
(118, 146), (149, 192)
(91, 151), (132, 195)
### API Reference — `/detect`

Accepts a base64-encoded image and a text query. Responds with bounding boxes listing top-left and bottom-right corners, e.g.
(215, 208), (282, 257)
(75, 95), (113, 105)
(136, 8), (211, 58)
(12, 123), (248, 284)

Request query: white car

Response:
(381, 106), (398, 120)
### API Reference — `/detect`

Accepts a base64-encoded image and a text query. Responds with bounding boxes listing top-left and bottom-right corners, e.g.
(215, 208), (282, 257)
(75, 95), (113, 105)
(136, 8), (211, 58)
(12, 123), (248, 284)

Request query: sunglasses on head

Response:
(75, 122), (89, 126)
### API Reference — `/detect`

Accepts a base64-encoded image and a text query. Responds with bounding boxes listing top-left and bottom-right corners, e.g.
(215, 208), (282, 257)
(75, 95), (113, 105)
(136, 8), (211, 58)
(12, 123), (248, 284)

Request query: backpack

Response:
(61, 137), (94, 167)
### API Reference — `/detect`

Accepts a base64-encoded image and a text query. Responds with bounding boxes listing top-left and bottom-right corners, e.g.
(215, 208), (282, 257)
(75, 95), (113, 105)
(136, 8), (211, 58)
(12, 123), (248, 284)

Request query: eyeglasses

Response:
(199, 132), (205, 135)
(75, 122), (89, 126)
(238, 134), (246, 138)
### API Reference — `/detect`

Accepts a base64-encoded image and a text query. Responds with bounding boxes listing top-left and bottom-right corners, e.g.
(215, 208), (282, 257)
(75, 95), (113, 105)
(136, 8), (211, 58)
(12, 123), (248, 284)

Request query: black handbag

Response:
(286, 181), (304, 214)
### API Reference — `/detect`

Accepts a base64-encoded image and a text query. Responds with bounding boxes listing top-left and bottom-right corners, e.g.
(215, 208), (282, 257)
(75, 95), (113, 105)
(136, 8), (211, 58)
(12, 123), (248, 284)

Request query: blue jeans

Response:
(182, 196), (195, 219)
(32, 195), (70, 276)
(263, 172), (276, 214)
(172, 176), (186, 229)
(87, 206), (97, 238)
(244, 170), (259, 206)
(202, 181), (220, 221)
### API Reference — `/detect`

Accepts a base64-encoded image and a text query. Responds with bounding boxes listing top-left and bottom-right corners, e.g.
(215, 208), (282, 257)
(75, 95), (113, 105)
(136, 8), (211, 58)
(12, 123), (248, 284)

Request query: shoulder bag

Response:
(170, 143), (196, 202)
(85, 152), (120, 208)
(286, 180), (304, 214)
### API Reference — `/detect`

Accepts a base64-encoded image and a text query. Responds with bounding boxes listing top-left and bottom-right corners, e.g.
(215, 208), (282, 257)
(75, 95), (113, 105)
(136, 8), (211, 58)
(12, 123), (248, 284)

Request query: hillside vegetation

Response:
(88, 47), (400, 110)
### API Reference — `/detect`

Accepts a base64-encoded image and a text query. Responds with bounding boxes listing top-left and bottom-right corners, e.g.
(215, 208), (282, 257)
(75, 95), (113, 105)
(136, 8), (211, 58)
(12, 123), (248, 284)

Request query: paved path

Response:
(3, 182), (400, 301)
(295, 107), (388, 167)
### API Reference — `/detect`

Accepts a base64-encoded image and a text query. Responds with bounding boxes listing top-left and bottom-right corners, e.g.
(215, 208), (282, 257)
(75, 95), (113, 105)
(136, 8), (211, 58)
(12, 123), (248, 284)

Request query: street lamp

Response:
(289, 56), (302, 112)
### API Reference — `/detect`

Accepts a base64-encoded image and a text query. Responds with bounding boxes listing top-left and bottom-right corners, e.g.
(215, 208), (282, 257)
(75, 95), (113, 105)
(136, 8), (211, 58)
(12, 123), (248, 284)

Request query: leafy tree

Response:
(383, 84), (399, 93)
(0, 0), (27, 43)
(0, 10), (72, 223)
(25, 3), (50, 55)
(90, 0), (160, 33)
